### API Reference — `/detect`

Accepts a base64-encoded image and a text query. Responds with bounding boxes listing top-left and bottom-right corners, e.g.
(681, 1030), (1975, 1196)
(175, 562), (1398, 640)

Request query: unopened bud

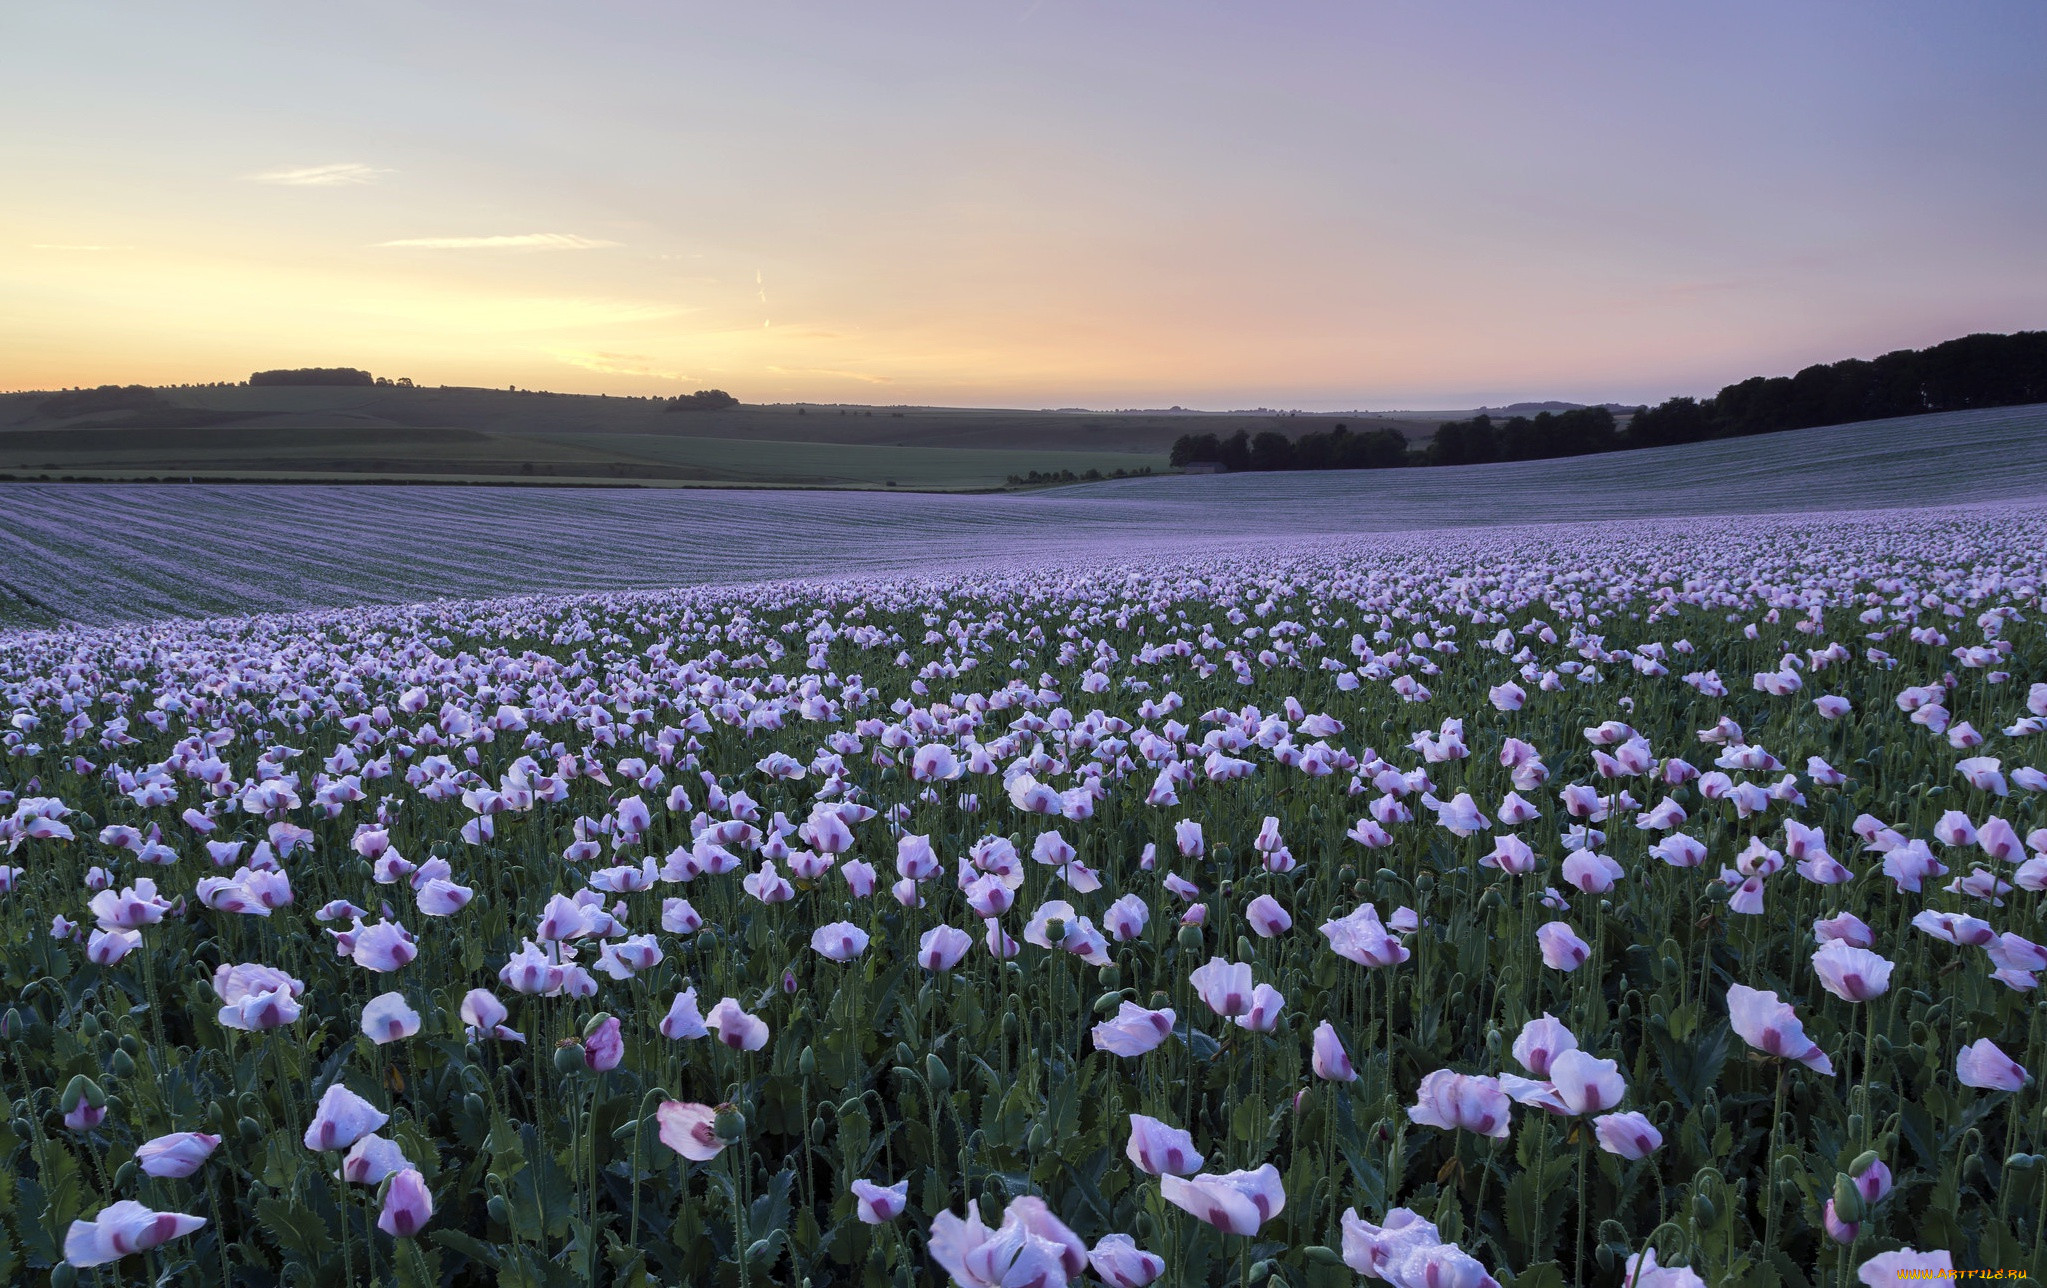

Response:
(713, 1104), (746, 1142)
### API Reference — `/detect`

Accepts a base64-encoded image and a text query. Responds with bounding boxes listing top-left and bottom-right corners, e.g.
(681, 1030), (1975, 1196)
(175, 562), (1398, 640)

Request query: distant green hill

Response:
(0, 382), (1448, 491)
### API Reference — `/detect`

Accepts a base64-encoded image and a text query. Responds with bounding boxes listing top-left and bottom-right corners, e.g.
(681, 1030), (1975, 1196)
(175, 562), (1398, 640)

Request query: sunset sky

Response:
(4, 1), (2043, 409)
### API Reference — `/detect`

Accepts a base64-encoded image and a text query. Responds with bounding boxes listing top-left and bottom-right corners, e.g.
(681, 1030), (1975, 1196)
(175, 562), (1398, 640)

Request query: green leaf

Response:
(257, 1195), (336, 1264)
(430, 1228), (503, 1270)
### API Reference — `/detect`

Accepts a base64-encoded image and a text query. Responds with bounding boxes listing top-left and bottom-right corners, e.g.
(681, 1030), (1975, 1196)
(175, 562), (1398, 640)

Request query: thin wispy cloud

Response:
(31, 243), (131, 251)
(558, 351), (684, 379)
(376, 233), (620, 250)
(250, 162), (388, 186)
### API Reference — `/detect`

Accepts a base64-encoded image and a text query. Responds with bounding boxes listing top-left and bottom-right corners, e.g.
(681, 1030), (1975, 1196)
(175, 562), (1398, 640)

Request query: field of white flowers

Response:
(1, 498), (2043, 1286)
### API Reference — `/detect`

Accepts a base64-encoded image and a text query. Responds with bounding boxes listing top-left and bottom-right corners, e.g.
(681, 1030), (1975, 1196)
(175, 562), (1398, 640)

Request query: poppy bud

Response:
(51, 1264), (77, 1288)
(119, 1034), (140, 1057)
(79, 1013), (101, 1042)
(582, 1012), (612, 1039)
(487, 1194), (511, 1226)
(783, 970), (797, 994)
(1248, 1260), (1272, 1285)
(61, 1075), (104, 1114)
(1175, 925), (1202, 955)
(925, 1053), (951, 1095)
(713, 1104), (746, 1142)
(799, 1046), (816, 1078)
(1000, 1012), (1019, 1041)
(110, 1049), (136, 1078)
(1484, 1028), (1502, 1055)
(1831, 1174), (1863, 1223)
(113, 1160), (136, 1189)
(0, 1009), (19, 1040)
(1849, 1149), (1880, 1175)
(1026, 1122), (1048, 1152)
(1305, 1246), (1345, 1266)
(238, 1116), (264, 1144)
(1214, 844), (1232, 865)
(1093, 991), (1128, 1015)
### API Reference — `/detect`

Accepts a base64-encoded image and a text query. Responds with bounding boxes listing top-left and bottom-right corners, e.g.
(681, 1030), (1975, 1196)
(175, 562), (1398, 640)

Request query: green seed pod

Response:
(925, 1053), (952, 1095)
(1415, 872), (1434, 893)
(1148, 990), (1170, 1011)
(1044, 918), (1068, 944)
(109, 1049), (136, 1079)
(1099, 964), (1123, 990)
(1176, 924), (1203, 955)
(1352, 879), (1371, 898)
(713, 1104), (746, 1142)
(1831, 1174), (1864, 1223)
(552, 1043), (587, 1076)
(487, 1194), (511, 1227)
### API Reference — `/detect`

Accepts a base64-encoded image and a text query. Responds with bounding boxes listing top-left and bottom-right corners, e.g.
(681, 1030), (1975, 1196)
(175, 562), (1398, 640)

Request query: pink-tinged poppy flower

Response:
(1852, 1156), (1892, 1204)
(1102, 893), (1148, 941)
(1188, 958), (1255, 1017)
(1483, 834), (1538, 875)
(1812, 695), (1851, 719)
(900, 924), (965, 973)
(303, 1083), (389, 1152)
(1822, 1198), (1857, 1245)
(841, 858), (878, 897)
(377, 1168), (433, 1237)
(1975, 816), (2024, 862)
(851, 1178), (909, 1224)
(1174, 819), (1205, 858)
(1088, 1233), (1165, 1288)
(351, 920), (417, 972)
(1624, 1248), (1707, 1288)
(580, 1015), (624, 1071)
(706, 998), (769, 1051)
(1593, 1111), (1662, 1159)
(1346, 817), (1394, 848)
(1321, 903), (1410, 968)
(86, 928), (141, 965)
(1245, 894), (1292, 937)
(1126, 1113), (1203, 1176)
(1933, 810), (1978, 848)
(1561, 849), (1624, 894)
(1810, 941), (1892, 1003)
(655, 1101), (725, 1160)
(361, 992), (421, 1044)
(1391, 1242), (1503, 1288)
(460, 988), (523, 1042)
(984, 919), (1021, 960)
(1548, 1049), (1625, 1114)
(1727, 984), (1833, 1074)
(911, 743), (963, 782)
(1340, 1206), (1441, 1277)
(63, 1201), (206, 1268)
(1537, 922), (1590, 971)
(659, 987), (709, 1040)
(1312, 1020), (1357, 1082)
(340, 1134), (410, 1185)
(1858, 1251), (1952, 1286)
(1512, 1013), (1578, 1078)
(1813, 911), (1873, 948)
(1233, 983), (1285, 1033)
(1092, 1002), (1174, 1057)
(1408, 1070), (1511, 1138)
(415, 878), (473, 917)
(1160, 1164), (1285, 1236)
(810, 921), (870, 962)
(930, 1197), (1087, 1288)
(1423, 792), (1490, 836)
(1911, 909), (1996, 947)
(1649, 834), (1707, 868)
(135, 1132), (219, 1178)
(1956, 1038), (2030, 1091)
(1881, 842), (1947, 893)
(1489, 681), (1526, 711)
(965, 874), (1015, 918)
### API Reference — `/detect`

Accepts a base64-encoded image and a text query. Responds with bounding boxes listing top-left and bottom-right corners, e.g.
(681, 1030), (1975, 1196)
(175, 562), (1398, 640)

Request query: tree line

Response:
(1170, 329), (2047, 472)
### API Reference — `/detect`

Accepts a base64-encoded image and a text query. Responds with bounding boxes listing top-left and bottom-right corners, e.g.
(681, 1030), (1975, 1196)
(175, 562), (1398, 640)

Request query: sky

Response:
(3, 2), (2044, 410)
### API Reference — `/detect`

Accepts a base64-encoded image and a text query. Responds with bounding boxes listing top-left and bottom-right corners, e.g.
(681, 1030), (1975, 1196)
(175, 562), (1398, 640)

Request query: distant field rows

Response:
(2, 402), (2043, 628)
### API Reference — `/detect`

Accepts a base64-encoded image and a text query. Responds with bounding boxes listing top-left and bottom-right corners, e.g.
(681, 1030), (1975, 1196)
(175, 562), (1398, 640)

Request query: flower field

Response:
(1, 506), (2043, 1286)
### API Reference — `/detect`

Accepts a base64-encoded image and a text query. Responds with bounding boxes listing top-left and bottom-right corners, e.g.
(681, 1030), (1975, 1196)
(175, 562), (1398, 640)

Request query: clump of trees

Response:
(37, 385), (167, 418)
(250, 367), (374, 386)
(1169, 423), (1409, 472)
(1423, 406), (1617, 466)
(1004, 466), (1154, 487)
(1169, 330), (2047, 475)
(1628, 331), (2047, 447)
(665, 389), (739, 411)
